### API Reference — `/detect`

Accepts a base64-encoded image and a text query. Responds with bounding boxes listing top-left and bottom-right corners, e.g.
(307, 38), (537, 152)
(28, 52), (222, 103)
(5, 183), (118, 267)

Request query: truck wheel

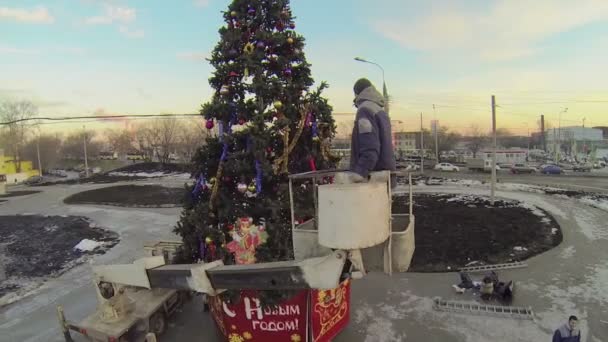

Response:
(149, 312), (166, 336)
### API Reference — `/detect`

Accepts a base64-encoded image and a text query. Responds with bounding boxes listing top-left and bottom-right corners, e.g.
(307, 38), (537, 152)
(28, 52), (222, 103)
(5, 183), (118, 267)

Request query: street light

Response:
(557, 107), (568, 161)
(354, 57), (389, 114)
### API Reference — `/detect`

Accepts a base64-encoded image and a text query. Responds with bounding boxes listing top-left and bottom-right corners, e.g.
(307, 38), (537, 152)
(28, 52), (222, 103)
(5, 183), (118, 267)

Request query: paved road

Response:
(1, 179), (607, 342)
(423, 169), (608, 193)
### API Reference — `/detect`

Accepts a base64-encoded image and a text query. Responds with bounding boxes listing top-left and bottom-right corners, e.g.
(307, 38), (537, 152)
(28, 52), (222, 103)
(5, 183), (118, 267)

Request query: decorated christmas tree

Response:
(174, 0), (337, 283)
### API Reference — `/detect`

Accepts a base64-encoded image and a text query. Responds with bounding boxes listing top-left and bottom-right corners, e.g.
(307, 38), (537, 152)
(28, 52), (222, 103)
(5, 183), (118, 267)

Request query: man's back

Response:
(349, 84), (396, 177)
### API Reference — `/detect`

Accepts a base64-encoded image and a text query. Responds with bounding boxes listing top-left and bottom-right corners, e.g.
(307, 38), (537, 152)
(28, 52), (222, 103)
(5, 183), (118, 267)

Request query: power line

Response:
(0, 113), (200, 126)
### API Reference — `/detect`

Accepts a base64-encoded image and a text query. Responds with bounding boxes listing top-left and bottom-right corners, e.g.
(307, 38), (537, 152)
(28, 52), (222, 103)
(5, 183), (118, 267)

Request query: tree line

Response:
(0, 100), (209, 172)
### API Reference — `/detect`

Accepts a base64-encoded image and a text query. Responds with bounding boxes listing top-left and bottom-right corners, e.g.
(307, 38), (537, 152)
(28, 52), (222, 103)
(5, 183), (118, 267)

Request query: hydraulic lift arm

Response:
(94, 250), (347, 294)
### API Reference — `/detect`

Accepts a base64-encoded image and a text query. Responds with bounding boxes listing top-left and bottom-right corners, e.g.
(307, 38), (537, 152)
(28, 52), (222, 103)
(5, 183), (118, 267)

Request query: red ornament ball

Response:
(229, 71), (239, 77)
(239, 118), (246, 125)
(205, 119), (214, 130)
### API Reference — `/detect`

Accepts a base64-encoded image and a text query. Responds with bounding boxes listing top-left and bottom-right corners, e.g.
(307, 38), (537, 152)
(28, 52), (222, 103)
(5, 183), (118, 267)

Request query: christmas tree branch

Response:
(272, 104), (308, 174)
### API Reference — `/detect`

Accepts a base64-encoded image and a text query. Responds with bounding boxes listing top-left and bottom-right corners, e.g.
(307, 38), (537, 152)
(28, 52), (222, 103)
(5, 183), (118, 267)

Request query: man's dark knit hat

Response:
(353, 78), (373, 95)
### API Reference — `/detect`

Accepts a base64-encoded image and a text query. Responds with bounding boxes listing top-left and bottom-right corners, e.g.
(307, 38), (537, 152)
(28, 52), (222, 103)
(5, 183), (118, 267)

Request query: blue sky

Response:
(2, 0), (608, 134)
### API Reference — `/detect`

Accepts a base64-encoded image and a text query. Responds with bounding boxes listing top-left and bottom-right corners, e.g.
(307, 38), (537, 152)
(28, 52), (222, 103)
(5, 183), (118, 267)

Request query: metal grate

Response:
(460, 261), (528, 273)
(433, 298), (534, 320)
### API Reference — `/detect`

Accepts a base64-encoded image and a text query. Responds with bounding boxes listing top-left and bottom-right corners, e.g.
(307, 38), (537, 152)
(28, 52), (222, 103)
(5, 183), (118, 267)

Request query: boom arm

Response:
(94, 250), (347, 295)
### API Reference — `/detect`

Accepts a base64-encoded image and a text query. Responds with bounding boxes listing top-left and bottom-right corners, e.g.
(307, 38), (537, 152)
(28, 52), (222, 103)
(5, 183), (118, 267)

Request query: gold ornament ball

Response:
(248, 183), (256, 192)
(273, 100), (283, 109)
(205, 237), (213, 244)
(230, 11), (237, 17)
(313, 136), (320, 142)
(210, 177), (217, 184)
(287, 37), (294, 44)
(220, 85), (230, 96)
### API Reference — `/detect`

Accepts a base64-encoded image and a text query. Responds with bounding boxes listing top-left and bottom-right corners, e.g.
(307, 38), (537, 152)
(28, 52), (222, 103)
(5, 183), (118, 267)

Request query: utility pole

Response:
(582, 117), (586, 128)
(36, 136), (42, 177)
(83, 125), (90, 178)
(527, 128), (530, 151)
(491, 95), (497, 205)
(420, 112), (424, 174)
(541, 114), (546, 152)
(554, 128), (558, 162)
(433, 104), (439, 162)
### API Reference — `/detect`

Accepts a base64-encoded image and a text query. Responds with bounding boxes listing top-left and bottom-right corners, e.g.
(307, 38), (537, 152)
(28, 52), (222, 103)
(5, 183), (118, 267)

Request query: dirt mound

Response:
(64, 185), (185, 207)
(0, 215), (119, 304)
(111, 162), (189, 174)
(393, 194), (562, 272)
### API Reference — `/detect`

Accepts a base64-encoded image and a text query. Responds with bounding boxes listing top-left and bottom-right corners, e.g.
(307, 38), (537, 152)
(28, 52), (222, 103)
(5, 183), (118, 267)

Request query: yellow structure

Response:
(0, 149), (39, 184)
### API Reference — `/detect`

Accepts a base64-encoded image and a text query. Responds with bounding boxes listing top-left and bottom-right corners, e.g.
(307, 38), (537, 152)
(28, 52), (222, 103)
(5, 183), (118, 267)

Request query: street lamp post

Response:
(354, 57), (389, 114)
(557, 107), (568, 162)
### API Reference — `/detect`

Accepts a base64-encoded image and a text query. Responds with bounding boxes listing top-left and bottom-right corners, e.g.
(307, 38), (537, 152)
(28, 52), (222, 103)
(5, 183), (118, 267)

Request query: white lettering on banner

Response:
(261, 305), (300, 317)
(251, 319), (299, 332)
(244, 297), (263, 320)
(222, 302), (236, 318)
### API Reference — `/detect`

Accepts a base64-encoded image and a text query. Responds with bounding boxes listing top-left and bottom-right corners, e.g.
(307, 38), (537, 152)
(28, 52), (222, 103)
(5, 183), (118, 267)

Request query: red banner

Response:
(210, 290), (309, 342)
(209, 279), (351, 342)
(311, 279), (351, 342)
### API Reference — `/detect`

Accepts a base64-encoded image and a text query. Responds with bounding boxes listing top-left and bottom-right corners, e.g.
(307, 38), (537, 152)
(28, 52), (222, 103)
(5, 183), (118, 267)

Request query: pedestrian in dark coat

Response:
(553, 316), (581, 342)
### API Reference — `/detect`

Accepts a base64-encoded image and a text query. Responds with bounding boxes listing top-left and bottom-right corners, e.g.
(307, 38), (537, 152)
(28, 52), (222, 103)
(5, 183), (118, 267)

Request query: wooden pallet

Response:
(460, 261), (528, 273)
(433, 298), (534, 320)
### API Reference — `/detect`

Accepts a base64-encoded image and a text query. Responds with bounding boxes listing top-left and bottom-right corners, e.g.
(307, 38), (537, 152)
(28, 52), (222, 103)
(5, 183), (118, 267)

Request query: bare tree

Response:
(177, 118), (208, 162)
(106, 128), (135, 156)
(134, 118), (183, 163)
(21, 133), (63, 172)
(467, 124), (488, 158)
(0, 100), (38, 172)
(61, 130), (102, 161)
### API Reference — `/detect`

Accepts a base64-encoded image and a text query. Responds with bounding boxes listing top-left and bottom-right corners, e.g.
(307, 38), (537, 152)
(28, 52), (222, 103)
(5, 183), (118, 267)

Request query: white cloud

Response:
(84, 4), (143, 39)
(176, 51), (207, 61)
(194, 0), (210, 7)
(119, 26), (144, 39)
(373, 0), (608, 62)
(84, 5), (136, 25)
(0, 46), (39, 55)
(0, 6), (54, 24)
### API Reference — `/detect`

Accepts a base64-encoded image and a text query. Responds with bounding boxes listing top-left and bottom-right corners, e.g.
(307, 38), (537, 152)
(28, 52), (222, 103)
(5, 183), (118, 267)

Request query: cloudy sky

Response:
(2, 0), (608, 134)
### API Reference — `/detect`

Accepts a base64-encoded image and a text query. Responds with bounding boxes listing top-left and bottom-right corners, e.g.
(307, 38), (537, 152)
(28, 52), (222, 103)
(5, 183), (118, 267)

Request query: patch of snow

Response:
(513, 246), (528, 252)
(551, 228), (558, 235)
(559, 246), (576, 259)
(574, 210), (608, 241)
(579, 197), (608, 212)
(74, 239), (102, 252)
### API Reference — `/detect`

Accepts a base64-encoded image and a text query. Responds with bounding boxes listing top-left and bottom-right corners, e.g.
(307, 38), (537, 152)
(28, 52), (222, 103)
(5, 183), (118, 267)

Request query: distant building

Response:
(479, 149), (527, 165)
(393, 132), (420, 152)
(592, 126), (608, 140)
(545, 126), (604, 156)
(0, 149), (39, 184)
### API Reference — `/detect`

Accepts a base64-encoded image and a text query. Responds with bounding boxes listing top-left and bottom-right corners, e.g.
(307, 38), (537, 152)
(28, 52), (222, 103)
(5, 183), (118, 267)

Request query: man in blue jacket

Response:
(553, 316), (581, 342)
(346, 78), (396, 183)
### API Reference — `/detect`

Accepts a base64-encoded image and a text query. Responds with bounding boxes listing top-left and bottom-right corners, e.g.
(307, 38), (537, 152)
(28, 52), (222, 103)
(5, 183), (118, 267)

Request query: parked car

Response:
(434, 163), (460, 172)
(24, 175), (43, 185)
(541, 165), (562, 175)
(405, 164), (420, 172)
(573, 164), (592, 172)
(510, 164), (536, 174)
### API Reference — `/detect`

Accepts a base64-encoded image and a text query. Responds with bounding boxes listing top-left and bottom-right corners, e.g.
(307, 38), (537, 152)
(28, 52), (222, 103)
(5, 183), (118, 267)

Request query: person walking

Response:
(552, 316), (581, 342)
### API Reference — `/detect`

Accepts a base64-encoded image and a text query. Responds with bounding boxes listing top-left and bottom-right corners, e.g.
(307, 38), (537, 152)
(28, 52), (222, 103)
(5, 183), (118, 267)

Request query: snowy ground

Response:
(166, 185), (608, 342)
(0, 181), (180, 342)
(1, 177), (607, 341)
